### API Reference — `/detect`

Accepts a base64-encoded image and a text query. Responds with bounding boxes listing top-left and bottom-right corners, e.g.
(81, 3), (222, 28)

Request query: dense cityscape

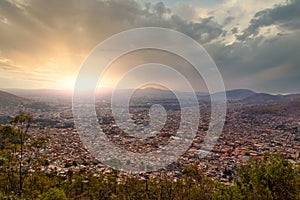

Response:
(1, 89), (299, 184)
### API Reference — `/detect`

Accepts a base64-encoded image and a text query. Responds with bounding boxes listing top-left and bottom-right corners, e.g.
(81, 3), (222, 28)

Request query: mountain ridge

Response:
(1, 88), (300, 104)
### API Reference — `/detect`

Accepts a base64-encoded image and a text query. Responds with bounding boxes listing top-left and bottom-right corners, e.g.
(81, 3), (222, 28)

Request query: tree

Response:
(0, 112), (33, 198)
(42, 188), (67, 200)
(236, 153), (300, 200)
(10, 112), (33, 199)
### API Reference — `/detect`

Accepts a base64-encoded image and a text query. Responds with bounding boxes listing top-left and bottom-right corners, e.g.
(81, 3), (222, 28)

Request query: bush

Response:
(42, 188), (67, 200)
(236, 153), (300, 200)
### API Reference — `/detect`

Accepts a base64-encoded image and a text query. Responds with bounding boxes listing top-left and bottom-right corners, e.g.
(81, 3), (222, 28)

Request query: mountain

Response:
(224, 89), (256, 101)
(3, 89), (72, 104)
(131, 88), (176, 99)
(0, 90), (30, 107)
(197, 89), (256, 102)
(3, 88), (299, 106)
(242, 93), (300, 104)
(0, 90), (55, 115)
(106, 88), (256, 102)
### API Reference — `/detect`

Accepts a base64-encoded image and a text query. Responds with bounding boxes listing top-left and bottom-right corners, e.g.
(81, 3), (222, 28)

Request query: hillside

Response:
(225, 89), (256, 100)
(0, 90), (30, 107)
(197, 89), (256, 102)
(242, 93), (300, 104)
(0, 90), (55, 115)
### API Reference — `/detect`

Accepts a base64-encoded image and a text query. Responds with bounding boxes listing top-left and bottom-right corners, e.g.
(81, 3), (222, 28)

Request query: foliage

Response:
(235, 153), (300, 200)
(41, 188), (67, 200)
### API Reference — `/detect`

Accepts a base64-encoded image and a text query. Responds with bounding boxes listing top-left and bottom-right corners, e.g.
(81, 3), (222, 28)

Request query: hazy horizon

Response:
(1, 86), (299, 96)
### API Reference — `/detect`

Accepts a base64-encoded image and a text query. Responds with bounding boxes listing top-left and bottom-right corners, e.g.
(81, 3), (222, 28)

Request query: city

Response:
(1, 88), (299, 184)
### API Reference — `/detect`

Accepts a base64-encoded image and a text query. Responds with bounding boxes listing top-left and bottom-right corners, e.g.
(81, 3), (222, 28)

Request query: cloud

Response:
(0, 57), (20, 71)
(167, 15), (225, 44)
(0, 0), (299, 93)
(0, 0), (225, 63)
(223, 16), (235, 26)
(0, 0), (226, 89)
(231, 27), (238, 34)
(206, 29), (300, 93)
(237, 0), (300, 40)
(171, 3), (197, 21)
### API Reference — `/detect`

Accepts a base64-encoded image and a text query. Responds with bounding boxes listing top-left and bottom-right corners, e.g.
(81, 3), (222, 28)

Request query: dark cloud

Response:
(223, 16), (235, 26)
(167, 16), (225, 44)
(0, 0), (49, 54)
(231, 27), (238, 34)
(206, 31), (300, 93)
(237, 0), (300, 40)
(0, 0), (224, 55)
(151, 2), (171, 16)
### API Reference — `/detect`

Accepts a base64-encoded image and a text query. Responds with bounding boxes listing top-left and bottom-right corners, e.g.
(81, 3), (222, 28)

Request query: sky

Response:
(0, 0), (300, 93)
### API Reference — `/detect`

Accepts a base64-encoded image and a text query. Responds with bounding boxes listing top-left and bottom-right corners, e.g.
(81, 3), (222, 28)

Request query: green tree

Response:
(236, 153), (300, 200)
(0, 112), (34, 198)
(42, 188), (67, 200)
(10, 112), (33, 199)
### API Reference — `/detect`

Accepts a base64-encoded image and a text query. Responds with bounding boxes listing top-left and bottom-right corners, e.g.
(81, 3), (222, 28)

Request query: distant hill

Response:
(3, 88), (258, 102)
(132, 88), (176, 99)
(113, 88), (256, 102)
(3, 89), (72, 105)
(242, 93), (300, 104)
(43, 87), (300, 104)
(197, 89), (256, 102)
(0, 90), (55, 115)
(0, 90), (30, 107)
(224, 89), (256, 101)
(3, 88), (299, 106)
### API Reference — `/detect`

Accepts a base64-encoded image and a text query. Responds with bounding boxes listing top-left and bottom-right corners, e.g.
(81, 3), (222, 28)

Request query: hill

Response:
(197, 89), (256, 102)
(225, 89), (256, 101)
(3, 89), (72, 105)
(242, 93), (300, 104)
(0, 90), (55, 115)
(0, 90), (30, 107)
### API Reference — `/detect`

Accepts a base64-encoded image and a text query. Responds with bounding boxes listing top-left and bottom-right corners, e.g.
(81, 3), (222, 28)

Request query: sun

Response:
(59, 76), (76, 91)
